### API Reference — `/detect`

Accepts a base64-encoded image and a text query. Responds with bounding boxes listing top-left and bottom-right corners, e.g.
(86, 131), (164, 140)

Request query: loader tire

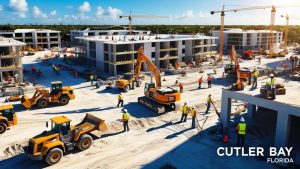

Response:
(0, 122), (7, 134)
(37, 98), (49, 108)
(77, 134), (93, 151)
(45, 148), (63, 165)
(59, 95), (69, 106)
(124, 85), (130, 93)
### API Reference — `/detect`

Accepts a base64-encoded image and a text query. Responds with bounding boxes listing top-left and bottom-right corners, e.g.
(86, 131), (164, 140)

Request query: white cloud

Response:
(50, 10), (56, 16)
(78, 2), (90, 13)
(107, 6), (122, 19)
(9, 0), (28, 18)
(95, 6), (104, 18)
(181, 10), (206, 19)
(32, 6), (47, 19)
(0, 5), (3, 12)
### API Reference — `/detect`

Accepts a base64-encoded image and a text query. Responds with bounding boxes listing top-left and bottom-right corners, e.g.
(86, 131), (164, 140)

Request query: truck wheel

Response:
(59, 96), (69, 106)
(45, 148), (63, 165)
(0, 122), (7, 134)
(170, 103), (176, 111)
(124, 85), (130, 93)
(37, 98), (49, 108)
(77, 134), (93, 151)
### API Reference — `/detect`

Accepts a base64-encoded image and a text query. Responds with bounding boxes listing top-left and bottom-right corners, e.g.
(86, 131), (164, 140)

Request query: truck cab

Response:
(115, 73), (141, 92)
(0, 104), (17, 134)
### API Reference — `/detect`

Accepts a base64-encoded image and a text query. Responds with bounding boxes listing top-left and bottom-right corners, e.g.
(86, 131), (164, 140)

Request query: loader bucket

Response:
(84, 113), (108, 132)
(20, 95), (32, 109)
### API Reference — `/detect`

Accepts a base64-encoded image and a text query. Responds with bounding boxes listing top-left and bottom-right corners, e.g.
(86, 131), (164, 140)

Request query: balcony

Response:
(104, 60), (135, 65)
(0, 65), (22, 71)
(194, 44), (216, 48)
(115, 51), (136, 55)
(159, 54), (178, 60)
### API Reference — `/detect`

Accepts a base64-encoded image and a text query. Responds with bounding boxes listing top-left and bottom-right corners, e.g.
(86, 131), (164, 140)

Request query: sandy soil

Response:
(0, 49), (299, 169)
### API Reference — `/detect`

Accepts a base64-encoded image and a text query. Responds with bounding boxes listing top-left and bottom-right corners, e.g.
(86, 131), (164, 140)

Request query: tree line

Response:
(0, 24), (299, 44)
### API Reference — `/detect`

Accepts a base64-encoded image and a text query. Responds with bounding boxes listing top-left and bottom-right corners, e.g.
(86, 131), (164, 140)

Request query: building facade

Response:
(0, 29), (61, 49)
(74, 31), (217, 76)
(212, 28), (283, 53)
(0, 37), (26, 84)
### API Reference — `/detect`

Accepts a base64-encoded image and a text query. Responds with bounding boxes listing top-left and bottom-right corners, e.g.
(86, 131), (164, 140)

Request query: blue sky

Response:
(0, 0), (299, 25)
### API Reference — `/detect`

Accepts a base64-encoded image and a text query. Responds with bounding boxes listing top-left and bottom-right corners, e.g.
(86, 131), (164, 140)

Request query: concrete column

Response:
(221, 91), (232, 129)
(274, 111), (291, 148)
(114, 65), (117, 76)
(247, 104), (256, 118)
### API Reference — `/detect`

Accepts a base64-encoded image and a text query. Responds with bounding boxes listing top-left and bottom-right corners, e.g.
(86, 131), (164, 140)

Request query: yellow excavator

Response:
(24, 113), (107, 165)
(135, 47), (181, 113)
(0, 104), (17, 134)
(21, 81), (75, 109)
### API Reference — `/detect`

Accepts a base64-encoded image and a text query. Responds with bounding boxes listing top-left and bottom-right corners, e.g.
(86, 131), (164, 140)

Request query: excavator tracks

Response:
(138, 96), (165, 114)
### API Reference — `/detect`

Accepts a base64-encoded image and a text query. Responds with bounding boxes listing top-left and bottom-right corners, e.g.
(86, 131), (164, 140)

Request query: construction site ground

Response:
(0, 50), (299, 169)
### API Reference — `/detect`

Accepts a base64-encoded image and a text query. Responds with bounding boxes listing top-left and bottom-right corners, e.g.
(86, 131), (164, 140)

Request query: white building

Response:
(0, 29), (61, 49)
(0, 37), (26, 84)
(212, 28), (283, 53)
(70, 28), (151, 42)
(74, 30), (217, 76)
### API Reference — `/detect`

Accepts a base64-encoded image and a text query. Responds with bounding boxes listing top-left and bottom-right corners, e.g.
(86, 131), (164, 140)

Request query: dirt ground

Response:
(0, 50), (299, 169)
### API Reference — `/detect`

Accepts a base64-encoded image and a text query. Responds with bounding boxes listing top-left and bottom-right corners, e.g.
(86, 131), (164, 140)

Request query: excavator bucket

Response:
(20, 95), (32, 109)
(83, 113), (108, 132)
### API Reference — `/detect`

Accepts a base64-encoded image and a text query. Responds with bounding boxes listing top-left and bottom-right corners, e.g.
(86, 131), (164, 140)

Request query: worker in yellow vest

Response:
(267, 74), (276, 100)
(205, 94), (213, 114)
(252, 68), (259, 88)
(180, 102), (188, 122)
(90, 75), (94, 86)
(236, 117), (246, 147)
(122, 109), (130, 132)
(117, 93), (124, 107)
(190, 106), (197, 128)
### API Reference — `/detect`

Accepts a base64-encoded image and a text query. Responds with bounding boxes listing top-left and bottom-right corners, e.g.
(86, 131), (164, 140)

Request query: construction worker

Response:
(236, 117), (246, 147)
(252, 68), (259, 88)
(122, 109), (130, 132)
(90, 74), (94, 86)
(178, 82), (183, 93)
(267, 74), (276, 100)
(31, 65), (36, 74)
(205, 94), (213, 114)
(207, 74), (212, 88)
(117, 92), (124, 107)
(180, 102), (188, 122)
(198, 76), (203, 89)
(54, 66), (59, 75)
(190, 106), (197, 128)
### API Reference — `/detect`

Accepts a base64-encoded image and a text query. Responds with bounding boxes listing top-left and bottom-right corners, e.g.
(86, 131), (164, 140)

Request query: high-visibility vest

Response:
(270, 78), (275, 85)
(253, 70), (259, 77)
(123, 113), (130, 121)
(118, 94), (123, 100)
(90, 75), (94, 80)
(207, 75), (212, 81)
(198, 78), (203, 83)
(182, 104), (188, 114)
(190, 108), (196, 117)
(207, 96), (211, 104)
(238, 123), (246, 135)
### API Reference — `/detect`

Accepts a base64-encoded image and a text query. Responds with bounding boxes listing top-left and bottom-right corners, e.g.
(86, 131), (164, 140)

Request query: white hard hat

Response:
(184, 101), (187, 104)
(270, 74), (274, 77)
(192, 106), (195, 109)
(240, 117), (245, 122)
(123, 109), (128, 112)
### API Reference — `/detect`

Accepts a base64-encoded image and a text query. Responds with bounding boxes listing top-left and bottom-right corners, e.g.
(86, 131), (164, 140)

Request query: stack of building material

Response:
(260, 83), (286, 96)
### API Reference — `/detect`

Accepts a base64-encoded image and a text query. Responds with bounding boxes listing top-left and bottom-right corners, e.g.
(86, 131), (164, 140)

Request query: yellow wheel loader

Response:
(0, 104), (17, 134)
(21, 81), (75, 109)
(24, 113), (107, 165)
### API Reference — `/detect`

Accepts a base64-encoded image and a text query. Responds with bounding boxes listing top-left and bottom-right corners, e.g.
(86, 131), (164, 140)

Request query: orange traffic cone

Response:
(223, 135), (228, 143)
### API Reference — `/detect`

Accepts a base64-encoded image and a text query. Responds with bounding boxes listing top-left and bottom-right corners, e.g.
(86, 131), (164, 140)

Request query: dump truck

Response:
(0, 104), (17, 134)
(115, 72), (142, 92)
(24, 113), (107, 165)
(21, 81), (75, 109)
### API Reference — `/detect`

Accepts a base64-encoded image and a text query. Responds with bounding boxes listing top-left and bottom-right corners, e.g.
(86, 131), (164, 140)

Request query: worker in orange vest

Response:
(178, 82), (183, 93)
(31, 65), (36, 74)
(198, 76), (203, 89)
(207, 74), (212, 88)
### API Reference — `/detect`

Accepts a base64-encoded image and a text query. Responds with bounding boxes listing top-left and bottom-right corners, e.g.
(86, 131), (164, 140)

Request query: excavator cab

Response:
(144, 82), (156, 92)
(0, 104), (17, 134)
(51, 81), (63, 95)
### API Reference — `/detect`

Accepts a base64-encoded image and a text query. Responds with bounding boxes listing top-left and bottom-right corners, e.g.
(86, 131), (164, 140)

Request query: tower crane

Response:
(119, 11), (169, 34)
(211, 5), (285, 61)
(281, 14), (300, 53)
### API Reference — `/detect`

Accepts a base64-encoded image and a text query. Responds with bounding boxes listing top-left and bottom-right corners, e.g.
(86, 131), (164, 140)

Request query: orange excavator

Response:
(135, 47), (181, 113)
